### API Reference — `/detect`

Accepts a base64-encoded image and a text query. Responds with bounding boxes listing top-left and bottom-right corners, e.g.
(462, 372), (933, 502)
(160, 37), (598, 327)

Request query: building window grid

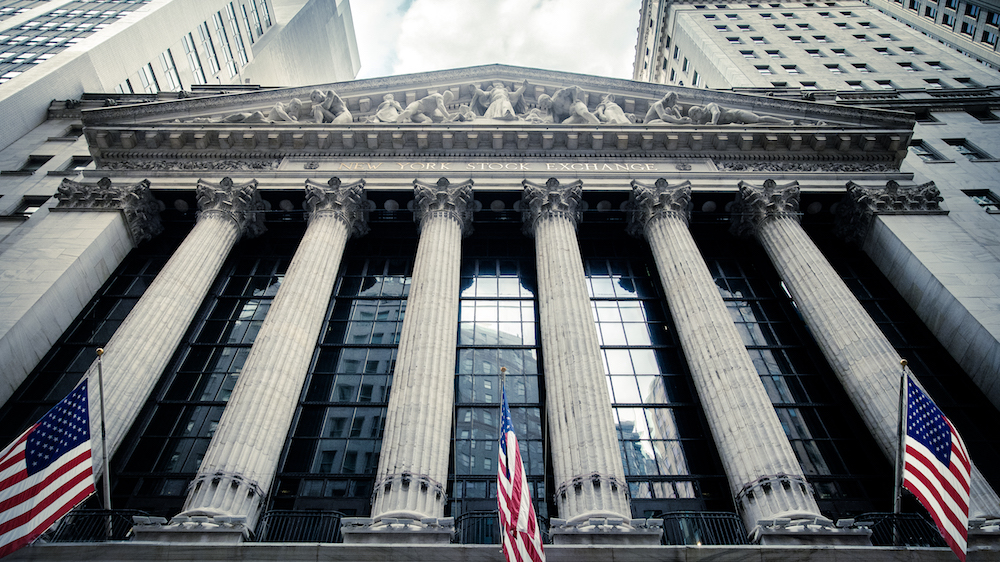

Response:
(909, 139), (948, 160)
(582, 230), (730, 514)
(137, 62), (158, 94)
(198, 22), (221, 76)
(945, 138), (994, 160)
(158, 49), (181, 92)
(182, 32), (206, 85)
(212, 11), (238, 78)
(257, 0), (272, 27)
(241, 3), (255, 44)
(451, 234), (546, 519)
(0, 0), (153, 79)
(226, 2), (248, 67)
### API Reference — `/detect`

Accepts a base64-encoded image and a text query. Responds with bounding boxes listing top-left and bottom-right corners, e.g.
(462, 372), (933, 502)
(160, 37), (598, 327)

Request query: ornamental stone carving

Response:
(412, 177), (474, 236)
(56, 177), (163, 243)
(521, 177), (584, 236)
(626, 178), (693, 237)
(195, 177), (267, 238)
(730, 179), (801, 239)
(304, 177), (369, 238)
(835, 180), (944, 245)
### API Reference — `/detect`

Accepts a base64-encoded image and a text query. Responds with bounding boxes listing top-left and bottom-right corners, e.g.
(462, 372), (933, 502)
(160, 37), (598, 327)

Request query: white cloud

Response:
(352, 0), (642, 80)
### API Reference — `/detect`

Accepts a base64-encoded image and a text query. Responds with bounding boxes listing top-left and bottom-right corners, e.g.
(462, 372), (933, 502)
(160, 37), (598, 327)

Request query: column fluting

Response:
(732, 179), (1000, 518)
(370, 178), (473, 521)
(628, 179), (825, 531)
(522, 178), (630, 524)
(179, 178), (368, 528)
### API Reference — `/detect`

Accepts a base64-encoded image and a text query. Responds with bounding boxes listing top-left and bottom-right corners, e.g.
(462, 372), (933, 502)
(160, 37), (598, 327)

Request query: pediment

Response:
(78, 64), (915, 168)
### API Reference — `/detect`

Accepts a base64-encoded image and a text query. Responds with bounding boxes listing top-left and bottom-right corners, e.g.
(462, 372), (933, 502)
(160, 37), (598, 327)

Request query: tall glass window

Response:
(227, 2), (248, 66)
(182, 32), (205, 85)
(212, 11), (238, 78)
(581, 223), (730, 516)
(241, 4), (255, 44)
(271, 225), (416, 516)
(158, 49), (181, 91)
(198, 22), (220, 76)
(450, 224), (545, 520)
(693, 223), (889, 519)
(112, 225), (301, 516)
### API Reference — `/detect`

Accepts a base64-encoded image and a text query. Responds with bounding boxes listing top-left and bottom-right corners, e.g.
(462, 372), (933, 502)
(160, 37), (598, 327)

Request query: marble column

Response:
(351, 178), (472, 542)
(732, 179), (1000, 519)
(178, 179), (367, 530)
(628, 179), (829, 537)
(88, 177), (265, 467)
(521, 178), (652, 543)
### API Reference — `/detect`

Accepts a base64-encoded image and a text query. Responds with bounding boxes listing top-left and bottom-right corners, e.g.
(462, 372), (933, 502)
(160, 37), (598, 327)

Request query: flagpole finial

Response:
(900, 359), (907, 367)
(96, 348), (104, 356)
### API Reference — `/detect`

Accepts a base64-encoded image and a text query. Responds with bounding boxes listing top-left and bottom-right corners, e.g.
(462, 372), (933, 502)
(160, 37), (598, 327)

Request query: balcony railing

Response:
(454, 511), (551, 544)
(661, 511), (748, 546)
(46, 509), (147, 542)
(254, 510), (344, 543)
(853, 512), (947, 547)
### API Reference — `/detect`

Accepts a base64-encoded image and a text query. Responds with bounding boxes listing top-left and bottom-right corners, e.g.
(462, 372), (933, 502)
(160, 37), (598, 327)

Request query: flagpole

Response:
(96, 348), (112, 538)
(499, 366), (507, 557)
(892, 358), (908, 546)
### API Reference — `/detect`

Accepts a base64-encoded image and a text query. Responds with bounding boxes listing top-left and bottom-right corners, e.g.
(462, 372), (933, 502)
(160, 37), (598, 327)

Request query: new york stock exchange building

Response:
(2, 64), (1000, 561)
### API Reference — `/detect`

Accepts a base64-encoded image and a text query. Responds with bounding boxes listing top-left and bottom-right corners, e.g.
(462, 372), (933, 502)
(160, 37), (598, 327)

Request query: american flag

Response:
(498, 389), (545, 562)
(0, 379), (95, 559)
(902, 374), (970, 562)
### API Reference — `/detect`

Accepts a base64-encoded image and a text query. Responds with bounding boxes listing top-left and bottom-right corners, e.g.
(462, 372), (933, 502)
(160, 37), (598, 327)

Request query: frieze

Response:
(101, 160), (281, 171)
(716, 161), (897, 172)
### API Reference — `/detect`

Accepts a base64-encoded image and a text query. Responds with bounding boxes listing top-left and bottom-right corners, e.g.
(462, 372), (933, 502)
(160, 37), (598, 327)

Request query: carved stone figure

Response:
(549, 86), (599, 125)
(595, 94), (633, 124)
(470, 80), (529, 121)
(687, 102), (794, 125)
(369, 94), (404, 123)
(396, 90), (456, 123)
(522, 94), (554, 123)
(310, 89), (352, 123)
(643, 92), (691, 124)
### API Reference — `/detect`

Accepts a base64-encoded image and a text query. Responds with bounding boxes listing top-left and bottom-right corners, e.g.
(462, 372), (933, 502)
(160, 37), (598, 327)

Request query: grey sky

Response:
(350, 0), (643, 80)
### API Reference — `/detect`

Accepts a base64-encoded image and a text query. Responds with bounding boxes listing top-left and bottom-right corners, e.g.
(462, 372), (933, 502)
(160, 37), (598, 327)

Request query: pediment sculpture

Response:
(188, 81), (812, 127)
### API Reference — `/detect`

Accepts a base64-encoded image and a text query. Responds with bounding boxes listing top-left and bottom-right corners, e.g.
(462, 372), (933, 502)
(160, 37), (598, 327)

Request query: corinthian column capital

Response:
(731, 179), (800, 239)
(835, 180), (944, 245)
(627, 178), (692, 237)
(56, 177), (163, 243)
(412, 177), (474, 236)
(196, 177), (266, 238)
(304, 177), (370, 238)
(520, 177), (584, 237)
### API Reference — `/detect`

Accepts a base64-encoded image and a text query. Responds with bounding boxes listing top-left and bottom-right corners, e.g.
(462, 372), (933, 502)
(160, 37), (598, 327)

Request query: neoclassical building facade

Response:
(0, 65), (998, 559)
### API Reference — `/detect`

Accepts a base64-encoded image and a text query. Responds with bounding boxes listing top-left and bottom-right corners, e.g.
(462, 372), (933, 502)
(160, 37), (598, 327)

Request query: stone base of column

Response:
(970, 520), (1000, 549)
(131, 515), (248, 544)
(753, 518), (872, 546)
(340, 516), (454, 544)
(548, 517), (664, 545)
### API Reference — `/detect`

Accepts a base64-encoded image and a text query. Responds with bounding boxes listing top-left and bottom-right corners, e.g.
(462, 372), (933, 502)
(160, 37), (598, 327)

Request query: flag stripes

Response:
(902, 375), (970, 562)
(498, 389), (545, 562)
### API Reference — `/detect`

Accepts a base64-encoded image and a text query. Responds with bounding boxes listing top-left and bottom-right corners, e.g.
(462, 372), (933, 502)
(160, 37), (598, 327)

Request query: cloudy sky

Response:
(350, 0), (643, 80)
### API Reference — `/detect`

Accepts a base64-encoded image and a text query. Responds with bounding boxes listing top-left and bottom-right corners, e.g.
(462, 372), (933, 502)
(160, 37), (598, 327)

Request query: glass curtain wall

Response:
(270, 223), (416, 516)
(580, 223), (731, 517)
(449, 223), (546, 521)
